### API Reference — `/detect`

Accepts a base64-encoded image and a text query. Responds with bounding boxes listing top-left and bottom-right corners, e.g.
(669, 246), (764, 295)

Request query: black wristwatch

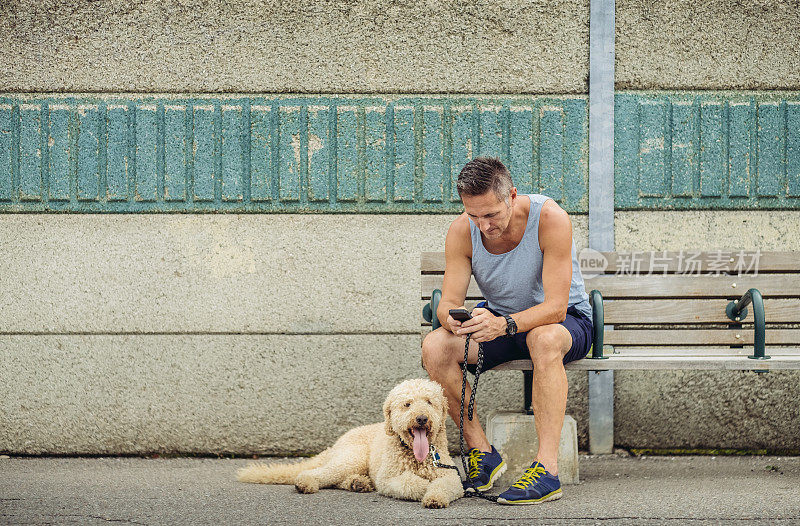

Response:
(504, 315), (517, 337)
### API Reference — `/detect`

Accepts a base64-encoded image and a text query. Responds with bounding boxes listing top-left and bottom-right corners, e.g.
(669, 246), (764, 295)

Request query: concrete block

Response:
(486, 412), (579, 486)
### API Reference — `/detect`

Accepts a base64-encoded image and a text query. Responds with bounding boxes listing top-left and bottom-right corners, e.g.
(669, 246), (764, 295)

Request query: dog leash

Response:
(425, 332), (498, 501)
(457, 333), (499, 502)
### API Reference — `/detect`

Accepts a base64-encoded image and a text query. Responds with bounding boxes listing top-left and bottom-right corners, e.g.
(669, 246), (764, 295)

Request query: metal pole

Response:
(588, 0), (615, 455)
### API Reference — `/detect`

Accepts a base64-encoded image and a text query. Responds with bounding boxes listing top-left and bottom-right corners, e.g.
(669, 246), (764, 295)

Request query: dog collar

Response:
(397, 436), (413, 451)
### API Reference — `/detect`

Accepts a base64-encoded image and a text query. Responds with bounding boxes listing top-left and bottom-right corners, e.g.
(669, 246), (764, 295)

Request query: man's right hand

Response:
(446, 306), (468, 333)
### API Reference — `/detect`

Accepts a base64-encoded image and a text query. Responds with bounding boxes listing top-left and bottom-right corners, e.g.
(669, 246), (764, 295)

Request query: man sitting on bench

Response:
(421, 156), (594, 505)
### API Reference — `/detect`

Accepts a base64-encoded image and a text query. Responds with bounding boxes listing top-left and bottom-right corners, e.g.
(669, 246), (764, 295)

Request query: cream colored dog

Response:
(237, 378), (464, 508)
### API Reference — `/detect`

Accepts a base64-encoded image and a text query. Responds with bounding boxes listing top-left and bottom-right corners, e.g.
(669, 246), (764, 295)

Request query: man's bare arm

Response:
(437, 216), (472, 333)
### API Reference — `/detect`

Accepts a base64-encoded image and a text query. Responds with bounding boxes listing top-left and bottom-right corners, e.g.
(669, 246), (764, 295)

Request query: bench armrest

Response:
(589, 290), (606, 359)
(726, 288), (769, 360)
(423, 289), (442, 331)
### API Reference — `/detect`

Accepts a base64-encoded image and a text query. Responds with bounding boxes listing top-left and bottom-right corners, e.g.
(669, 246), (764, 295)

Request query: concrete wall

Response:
(0, 214), (586, 454)
(0, 214), (579, 455)
(616, 1), (800, 90)
(0, 0), (589, 94)
(2, 212), (799, 454)
(2, 1), (798, 94)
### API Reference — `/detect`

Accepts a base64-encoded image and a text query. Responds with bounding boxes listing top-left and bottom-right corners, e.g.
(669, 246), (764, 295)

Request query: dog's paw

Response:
(345, 474), (375, 493)
(294, 473), (319, 494)
(422, 493), (449, 509)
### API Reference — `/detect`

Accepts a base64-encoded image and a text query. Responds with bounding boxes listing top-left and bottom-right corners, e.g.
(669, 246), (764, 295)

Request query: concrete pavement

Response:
(1, 454), (798, 525)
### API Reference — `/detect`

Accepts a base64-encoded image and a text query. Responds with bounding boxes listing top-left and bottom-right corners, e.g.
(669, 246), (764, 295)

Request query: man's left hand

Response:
(455, 308), (508, 343)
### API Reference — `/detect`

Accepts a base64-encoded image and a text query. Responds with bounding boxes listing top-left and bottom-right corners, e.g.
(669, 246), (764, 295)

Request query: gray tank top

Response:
(468, 194), (592, 319)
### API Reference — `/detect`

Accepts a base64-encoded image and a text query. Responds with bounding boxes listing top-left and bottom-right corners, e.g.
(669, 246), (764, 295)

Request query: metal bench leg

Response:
(523, 370), (533, 415)
(589, 370), (614, 454)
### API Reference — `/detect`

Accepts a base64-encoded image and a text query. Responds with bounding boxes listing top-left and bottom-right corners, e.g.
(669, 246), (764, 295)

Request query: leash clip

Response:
(429, 445), (459, 470)
(429, 444), (442, 465)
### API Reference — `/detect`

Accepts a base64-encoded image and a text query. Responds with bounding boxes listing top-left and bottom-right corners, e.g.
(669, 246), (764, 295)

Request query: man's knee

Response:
(421, 328), (456, 372)
(526, 325), (566, 367)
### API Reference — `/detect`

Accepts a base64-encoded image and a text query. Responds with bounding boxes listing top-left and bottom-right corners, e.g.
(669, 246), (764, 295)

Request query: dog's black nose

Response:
(416, 415), (428, 426)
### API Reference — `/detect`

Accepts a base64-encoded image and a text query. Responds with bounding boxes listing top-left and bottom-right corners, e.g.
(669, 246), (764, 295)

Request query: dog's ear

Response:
(430, 384), (449, 437)
(437, 396), (448, 434)
(383, 398), (394, 436)
(431, 383), (447, 418)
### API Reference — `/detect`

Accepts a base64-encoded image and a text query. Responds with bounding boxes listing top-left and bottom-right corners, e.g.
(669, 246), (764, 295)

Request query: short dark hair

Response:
(456, 157), (513, 205)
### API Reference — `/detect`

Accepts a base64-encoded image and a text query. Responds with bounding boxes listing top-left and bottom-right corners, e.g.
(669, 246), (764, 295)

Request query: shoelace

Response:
(511, 463), (547, 489)
(467, 449), (486, 479)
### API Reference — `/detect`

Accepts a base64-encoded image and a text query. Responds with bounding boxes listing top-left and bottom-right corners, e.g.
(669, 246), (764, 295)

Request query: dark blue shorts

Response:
(465, 302), (593, 374)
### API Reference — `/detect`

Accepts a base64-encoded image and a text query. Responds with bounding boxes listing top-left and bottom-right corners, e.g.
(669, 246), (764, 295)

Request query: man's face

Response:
(462, 189), (516, 240)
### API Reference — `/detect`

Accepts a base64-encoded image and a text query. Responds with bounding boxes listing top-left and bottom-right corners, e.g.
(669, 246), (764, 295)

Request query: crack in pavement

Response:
(429, 517), (800, 522)
(0, 514), (148, 525)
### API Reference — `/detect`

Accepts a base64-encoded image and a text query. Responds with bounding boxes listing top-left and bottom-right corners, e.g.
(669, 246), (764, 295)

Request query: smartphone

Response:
(449, 308), (472, 322)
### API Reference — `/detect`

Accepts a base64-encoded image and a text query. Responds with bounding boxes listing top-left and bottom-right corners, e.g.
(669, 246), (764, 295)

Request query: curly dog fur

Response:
(236, 378), (464, 508)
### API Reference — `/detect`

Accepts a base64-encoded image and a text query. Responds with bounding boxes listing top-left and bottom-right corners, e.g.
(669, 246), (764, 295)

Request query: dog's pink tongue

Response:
(412, 429), (429, 462)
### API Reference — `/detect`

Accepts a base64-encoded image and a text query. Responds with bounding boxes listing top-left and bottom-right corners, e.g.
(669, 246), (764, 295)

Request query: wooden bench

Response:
(421, 250), (800, 418)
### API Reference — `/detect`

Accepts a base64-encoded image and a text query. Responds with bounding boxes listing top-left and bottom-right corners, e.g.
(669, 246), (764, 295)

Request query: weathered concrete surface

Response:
(616, 1), (800, 90)
(3, 1), (798, 94)
(1, 456), (798, 525)
(615, 370), (800, 451)
(0, 333), (579, 455)
(615, 211), (800, 252)
(613, 211), (800, 451)
(0, 334), (416, 454)
(0, 0), (589, 94)
(0, 214), (455, 334)
(487, 413), (579, 485)
(0, 214), (587, 334)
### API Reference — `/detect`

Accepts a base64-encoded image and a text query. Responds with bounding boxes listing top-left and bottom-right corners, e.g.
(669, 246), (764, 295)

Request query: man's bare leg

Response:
(526, 324), (573, 476)
(421, 327), (492, 452)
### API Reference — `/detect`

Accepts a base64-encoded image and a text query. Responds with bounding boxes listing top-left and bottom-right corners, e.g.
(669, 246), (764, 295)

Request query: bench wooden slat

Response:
(585, 274), (800, 298)
(421, 274), (800, 299)
(604, 298), (800, 324)
(421, 251), (800, 274)
(604, 329), (800, 346)
(489, 355), (800, 371)
(421, 300), (800, 325)
(604, 346), (800, 356)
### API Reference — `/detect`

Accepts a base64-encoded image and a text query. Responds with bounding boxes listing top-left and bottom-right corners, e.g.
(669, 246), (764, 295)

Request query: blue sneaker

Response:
(462, 446), (506, 492)
(496, 461), (562, 505)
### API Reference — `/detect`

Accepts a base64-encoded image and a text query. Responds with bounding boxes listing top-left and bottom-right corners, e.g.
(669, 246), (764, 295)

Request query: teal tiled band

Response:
(2, 93), (798, 213)
(616, 92), (800, 210)
(0, 95), (588, 213)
